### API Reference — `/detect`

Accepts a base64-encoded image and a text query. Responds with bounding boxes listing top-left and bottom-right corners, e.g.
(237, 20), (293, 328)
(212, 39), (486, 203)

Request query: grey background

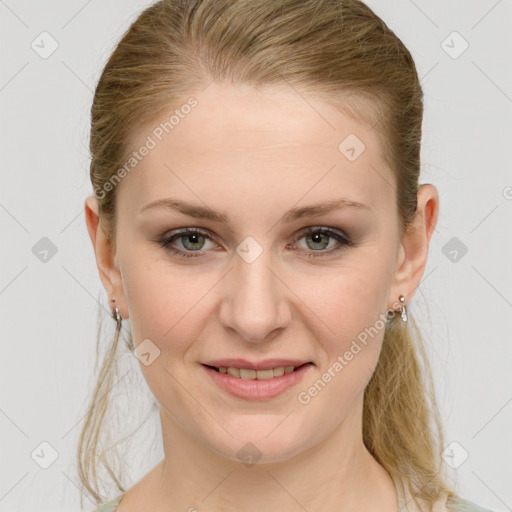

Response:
(0, 0), (511, 511)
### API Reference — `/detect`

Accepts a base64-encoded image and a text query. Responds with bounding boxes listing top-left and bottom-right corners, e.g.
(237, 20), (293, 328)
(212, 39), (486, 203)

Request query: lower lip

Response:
(202, 363), (313, 400)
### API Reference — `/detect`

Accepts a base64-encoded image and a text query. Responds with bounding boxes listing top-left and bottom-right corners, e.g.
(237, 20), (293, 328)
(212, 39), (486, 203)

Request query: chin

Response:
(203, 420), (317, 466)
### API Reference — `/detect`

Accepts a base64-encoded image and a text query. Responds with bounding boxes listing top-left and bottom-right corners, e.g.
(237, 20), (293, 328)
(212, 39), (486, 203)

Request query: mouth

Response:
(201, 361), (314, 400)
(203, 363), (311, 380)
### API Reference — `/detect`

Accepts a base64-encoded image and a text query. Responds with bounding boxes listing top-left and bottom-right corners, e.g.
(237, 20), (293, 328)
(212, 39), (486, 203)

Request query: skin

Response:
(85, 81), (439, 511)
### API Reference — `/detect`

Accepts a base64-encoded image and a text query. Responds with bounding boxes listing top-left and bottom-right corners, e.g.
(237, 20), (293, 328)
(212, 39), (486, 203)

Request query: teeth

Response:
(218, 365), (298, 379)
(239, 368), (256, 379)
(227, 367), (240, 378)
(273, 366), (285, 377)
(256, 369), (274, 380)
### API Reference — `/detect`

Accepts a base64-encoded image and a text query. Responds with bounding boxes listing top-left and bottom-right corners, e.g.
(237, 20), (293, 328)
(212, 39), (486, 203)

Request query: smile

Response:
(207, 364), (306, 380)
(202, 362), (313, 400)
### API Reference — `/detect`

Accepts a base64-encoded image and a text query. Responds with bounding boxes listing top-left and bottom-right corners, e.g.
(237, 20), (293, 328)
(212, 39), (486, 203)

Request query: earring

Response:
(111, 297), (122, 327)
(399, 295), (408, 323)
(110, 297), (134, 351)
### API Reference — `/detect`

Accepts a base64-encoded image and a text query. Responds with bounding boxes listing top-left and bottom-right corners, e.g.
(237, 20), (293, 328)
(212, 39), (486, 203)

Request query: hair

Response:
(78, 0), (455, 509)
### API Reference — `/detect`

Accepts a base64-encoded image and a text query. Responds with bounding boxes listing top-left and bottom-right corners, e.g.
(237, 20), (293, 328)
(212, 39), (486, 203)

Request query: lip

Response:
(202, 358), (311, 371)
(201, 362), (313, 400)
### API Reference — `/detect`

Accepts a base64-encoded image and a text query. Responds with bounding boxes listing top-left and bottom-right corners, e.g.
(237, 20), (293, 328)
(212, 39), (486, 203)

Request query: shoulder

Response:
(94, 493), (125, 512)
(447, 495), (495, 512)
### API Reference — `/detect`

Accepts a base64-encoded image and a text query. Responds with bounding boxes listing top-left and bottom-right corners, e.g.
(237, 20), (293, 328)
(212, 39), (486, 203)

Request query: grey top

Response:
(93, 493), (123, 512)
(93, 479), (494, 512)
(392, 474), (494, 512)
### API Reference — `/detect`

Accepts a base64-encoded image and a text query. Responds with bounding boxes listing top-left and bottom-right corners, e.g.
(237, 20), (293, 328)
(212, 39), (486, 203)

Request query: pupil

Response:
(308, 232), (328, 250)
(183, 233), (204, 250)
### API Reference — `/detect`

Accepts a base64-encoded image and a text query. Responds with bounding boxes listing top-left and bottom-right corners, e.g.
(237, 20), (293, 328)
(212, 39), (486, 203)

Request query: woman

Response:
(79, 0), (493, 510)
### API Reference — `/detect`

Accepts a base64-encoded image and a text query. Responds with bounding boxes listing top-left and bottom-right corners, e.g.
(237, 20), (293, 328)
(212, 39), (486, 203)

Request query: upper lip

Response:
(202, 358), (312, 371)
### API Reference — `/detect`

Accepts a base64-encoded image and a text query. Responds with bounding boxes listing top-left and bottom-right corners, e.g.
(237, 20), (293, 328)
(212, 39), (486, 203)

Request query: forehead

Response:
(162, 81), (377, 152)
(118, 81), (395, 218)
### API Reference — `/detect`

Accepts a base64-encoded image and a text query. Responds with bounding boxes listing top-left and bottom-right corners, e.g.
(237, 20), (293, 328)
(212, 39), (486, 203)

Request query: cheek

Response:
(120, 252), (201, 353)
(295, 269), (390, 430)
(120, 254), (212, 421)
(297, 248), (394, 410)
(308, 253), (393, 349)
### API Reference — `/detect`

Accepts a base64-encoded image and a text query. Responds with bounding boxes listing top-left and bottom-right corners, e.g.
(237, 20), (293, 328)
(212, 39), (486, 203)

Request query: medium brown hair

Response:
(79, 1), (454, 509)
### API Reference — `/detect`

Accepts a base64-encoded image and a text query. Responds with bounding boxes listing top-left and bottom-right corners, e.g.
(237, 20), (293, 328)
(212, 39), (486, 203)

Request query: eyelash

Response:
(158, 226), (354, 260)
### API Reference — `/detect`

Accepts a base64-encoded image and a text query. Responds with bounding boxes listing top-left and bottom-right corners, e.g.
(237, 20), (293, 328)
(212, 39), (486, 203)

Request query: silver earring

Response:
(111, 298), (122, 326)
(110, 296), (121, 324)
(399, 295), (408, 323)
(113, 306), (122, 323)
(111, 297), (134, 351)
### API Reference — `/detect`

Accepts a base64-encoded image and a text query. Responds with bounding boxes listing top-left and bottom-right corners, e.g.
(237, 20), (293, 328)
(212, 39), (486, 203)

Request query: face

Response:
(94, 81), (410, 463)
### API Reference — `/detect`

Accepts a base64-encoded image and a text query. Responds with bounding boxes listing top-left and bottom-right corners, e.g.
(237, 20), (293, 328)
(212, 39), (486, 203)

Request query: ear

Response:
(84, 195), (128, 318)
(387, 184), (439, 310)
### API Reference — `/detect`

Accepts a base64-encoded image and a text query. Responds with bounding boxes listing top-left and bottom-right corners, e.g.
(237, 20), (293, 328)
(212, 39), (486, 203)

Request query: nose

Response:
(218, 246), (292, 343)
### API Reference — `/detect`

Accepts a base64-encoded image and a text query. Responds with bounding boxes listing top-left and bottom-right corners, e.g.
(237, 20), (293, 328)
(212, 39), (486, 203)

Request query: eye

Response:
(158, 228), (218, 259)
(291, 226), (353, 258)
(158, 226), (353, 260)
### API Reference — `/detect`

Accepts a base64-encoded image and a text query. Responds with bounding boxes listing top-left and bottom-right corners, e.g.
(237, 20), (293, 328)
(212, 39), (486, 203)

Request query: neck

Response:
(148, 397), (398, 512)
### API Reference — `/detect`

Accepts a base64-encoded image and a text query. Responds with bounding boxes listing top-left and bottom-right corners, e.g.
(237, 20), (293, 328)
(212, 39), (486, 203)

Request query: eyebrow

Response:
(139, 197), (371, 224)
